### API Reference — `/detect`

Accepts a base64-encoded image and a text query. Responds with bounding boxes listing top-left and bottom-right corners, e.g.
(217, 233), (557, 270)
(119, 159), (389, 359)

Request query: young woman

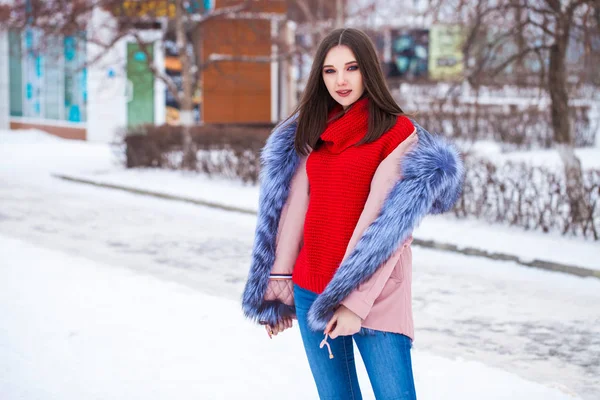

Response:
(242, 28), (463, 399)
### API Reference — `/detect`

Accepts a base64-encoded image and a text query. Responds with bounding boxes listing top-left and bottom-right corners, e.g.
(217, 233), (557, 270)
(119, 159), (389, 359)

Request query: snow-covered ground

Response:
(0, 235), (586, 400)
(1, 129), (599, 399)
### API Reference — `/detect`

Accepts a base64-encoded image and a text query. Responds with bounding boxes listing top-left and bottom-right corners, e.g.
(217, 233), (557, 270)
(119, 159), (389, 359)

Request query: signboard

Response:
(388, 29), (429, 79)
(428, 25), (465, 80)
(112, 0), (210, 18)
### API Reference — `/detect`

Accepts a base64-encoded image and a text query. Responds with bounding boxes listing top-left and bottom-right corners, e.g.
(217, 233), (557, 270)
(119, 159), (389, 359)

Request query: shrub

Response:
(122, 123), (272, 183)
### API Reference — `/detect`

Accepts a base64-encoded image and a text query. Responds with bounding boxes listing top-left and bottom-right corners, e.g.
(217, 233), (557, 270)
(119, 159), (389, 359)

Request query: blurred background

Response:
(0, 1), (599, 399)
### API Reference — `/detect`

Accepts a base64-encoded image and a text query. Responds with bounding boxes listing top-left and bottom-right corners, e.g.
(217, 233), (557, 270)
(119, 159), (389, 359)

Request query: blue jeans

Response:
(294, 284), (417, 400)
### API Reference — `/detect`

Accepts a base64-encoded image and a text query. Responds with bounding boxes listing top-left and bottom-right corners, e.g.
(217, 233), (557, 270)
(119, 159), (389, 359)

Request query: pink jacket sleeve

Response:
(340, 131), (418, 320)
(270, 157), (310, 275)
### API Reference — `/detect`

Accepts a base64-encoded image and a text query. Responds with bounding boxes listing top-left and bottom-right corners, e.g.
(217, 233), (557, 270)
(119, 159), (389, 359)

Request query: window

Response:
(8, 30), (23, 117)
(64, 33), (87, 122)
(8, 29), (87, 123)
(44, 36), (63, 120)
(23, 28), (43, 118)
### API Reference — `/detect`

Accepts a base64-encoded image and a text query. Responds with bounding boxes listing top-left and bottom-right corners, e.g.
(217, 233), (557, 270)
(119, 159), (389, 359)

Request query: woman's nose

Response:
(336, 72), (347, 86)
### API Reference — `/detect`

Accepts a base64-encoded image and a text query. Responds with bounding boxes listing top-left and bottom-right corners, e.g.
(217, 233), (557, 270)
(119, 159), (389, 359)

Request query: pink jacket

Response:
(271, 130), (419, 339)
(242, 118), (462, 339)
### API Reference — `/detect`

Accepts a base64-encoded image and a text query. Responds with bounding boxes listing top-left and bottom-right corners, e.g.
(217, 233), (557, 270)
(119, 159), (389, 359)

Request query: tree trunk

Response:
(548, 31), (590, 234)
(335, 0), (344, 29)
(175, 0), (197, 170)
(514, 2), (526, 86)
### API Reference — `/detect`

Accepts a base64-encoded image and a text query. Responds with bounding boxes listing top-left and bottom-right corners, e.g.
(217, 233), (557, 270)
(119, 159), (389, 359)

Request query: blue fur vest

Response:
(242, 118), (464, 331)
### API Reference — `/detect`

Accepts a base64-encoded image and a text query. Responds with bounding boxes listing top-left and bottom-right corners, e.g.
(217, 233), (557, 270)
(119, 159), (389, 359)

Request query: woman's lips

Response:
(336, 89), (352, 97)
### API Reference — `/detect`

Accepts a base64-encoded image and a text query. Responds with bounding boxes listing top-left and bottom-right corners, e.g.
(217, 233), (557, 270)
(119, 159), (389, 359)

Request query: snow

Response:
(0, 129), (117, 181)
(500, 147), (600, 169)
(462, 141), (600, 170)
(0, 235), (585, 400)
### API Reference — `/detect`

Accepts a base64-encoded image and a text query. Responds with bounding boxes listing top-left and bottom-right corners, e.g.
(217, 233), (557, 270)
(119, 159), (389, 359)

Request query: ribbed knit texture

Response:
(292, 98), (415, 294)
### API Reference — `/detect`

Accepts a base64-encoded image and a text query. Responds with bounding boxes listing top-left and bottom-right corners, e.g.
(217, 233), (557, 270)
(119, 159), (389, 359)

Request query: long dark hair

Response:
(289, 28), (406, 155)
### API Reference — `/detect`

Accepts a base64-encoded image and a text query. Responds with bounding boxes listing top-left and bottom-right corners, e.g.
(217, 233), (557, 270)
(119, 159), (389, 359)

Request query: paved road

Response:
(1, 177), (598, 399)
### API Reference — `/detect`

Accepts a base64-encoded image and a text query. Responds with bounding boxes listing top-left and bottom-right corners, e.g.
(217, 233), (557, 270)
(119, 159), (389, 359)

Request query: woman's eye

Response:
(324, 69), (335, 74)
(348, 65), (358, 71)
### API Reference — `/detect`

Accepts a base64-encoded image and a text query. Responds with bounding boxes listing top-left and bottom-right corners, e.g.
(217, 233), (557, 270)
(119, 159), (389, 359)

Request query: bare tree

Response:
(427, 0), (599, 234)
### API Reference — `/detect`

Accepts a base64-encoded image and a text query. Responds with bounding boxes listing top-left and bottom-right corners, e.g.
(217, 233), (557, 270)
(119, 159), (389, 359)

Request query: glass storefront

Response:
(9, 29), (87, 123)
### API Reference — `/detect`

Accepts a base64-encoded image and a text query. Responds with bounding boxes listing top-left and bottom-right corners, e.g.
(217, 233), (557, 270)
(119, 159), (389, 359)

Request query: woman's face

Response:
(322, 45), (365, 109)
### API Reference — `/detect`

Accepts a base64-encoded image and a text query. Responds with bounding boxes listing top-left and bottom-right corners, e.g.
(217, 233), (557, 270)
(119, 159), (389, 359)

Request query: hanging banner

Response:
(428, 25), (465, 81)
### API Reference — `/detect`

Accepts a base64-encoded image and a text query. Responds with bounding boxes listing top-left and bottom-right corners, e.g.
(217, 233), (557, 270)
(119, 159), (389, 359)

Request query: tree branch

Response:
(130, 31), (182, 105)
(487, 45), (554, 77)
(525, 14), (556, 36)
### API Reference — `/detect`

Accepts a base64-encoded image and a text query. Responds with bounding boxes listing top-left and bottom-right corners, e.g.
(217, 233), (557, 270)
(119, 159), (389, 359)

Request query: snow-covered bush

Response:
(455, 155), (600, 240)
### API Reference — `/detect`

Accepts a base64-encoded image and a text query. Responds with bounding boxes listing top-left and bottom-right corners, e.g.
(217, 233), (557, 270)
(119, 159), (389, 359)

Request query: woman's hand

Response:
(266, 317), (293, 338)
(325, 305), (362, 339)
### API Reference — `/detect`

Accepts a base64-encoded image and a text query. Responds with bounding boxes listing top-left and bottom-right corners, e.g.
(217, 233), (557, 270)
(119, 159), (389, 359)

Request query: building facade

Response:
(0, 6), (166, 143)
(0, 0), (292, 141)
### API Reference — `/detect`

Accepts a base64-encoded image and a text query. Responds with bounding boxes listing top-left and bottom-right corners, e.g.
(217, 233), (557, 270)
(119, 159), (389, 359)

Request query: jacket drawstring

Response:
(319, 334), (334, 359)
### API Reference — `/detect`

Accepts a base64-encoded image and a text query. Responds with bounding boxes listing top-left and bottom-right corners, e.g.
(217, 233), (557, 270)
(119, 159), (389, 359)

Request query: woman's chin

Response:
(336, 96), (359, 108)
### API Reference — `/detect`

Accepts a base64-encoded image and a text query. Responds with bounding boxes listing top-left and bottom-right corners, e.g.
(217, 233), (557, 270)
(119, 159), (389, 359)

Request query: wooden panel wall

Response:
(200, 1), (286, 123)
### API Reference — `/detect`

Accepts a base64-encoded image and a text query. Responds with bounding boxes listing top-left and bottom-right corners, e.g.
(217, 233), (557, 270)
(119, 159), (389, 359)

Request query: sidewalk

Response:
(53, 168), (600, 279)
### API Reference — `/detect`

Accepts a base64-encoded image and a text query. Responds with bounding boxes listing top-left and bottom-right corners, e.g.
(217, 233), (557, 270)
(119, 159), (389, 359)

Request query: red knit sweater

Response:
(292, 98), (415, 294)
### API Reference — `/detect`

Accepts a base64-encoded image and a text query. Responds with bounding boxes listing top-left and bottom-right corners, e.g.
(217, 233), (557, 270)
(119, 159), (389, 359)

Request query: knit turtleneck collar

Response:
(320, 97), (369, 153)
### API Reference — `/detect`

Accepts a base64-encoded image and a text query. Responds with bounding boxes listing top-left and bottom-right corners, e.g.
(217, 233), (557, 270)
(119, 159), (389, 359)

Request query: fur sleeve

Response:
(241, 118), (303, 325)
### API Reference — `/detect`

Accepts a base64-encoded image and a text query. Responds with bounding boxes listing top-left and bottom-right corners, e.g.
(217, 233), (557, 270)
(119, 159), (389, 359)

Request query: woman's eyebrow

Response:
(322, 60), (358, 68)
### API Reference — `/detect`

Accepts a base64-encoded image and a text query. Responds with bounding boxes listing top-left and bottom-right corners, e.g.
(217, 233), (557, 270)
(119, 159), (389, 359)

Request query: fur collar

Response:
(242, 117), (464, 330)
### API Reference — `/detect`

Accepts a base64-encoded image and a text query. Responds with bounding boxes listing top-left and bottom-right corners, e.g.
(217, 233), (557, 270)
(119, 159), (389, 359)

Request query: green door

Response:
(126, 43), (155, 127)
